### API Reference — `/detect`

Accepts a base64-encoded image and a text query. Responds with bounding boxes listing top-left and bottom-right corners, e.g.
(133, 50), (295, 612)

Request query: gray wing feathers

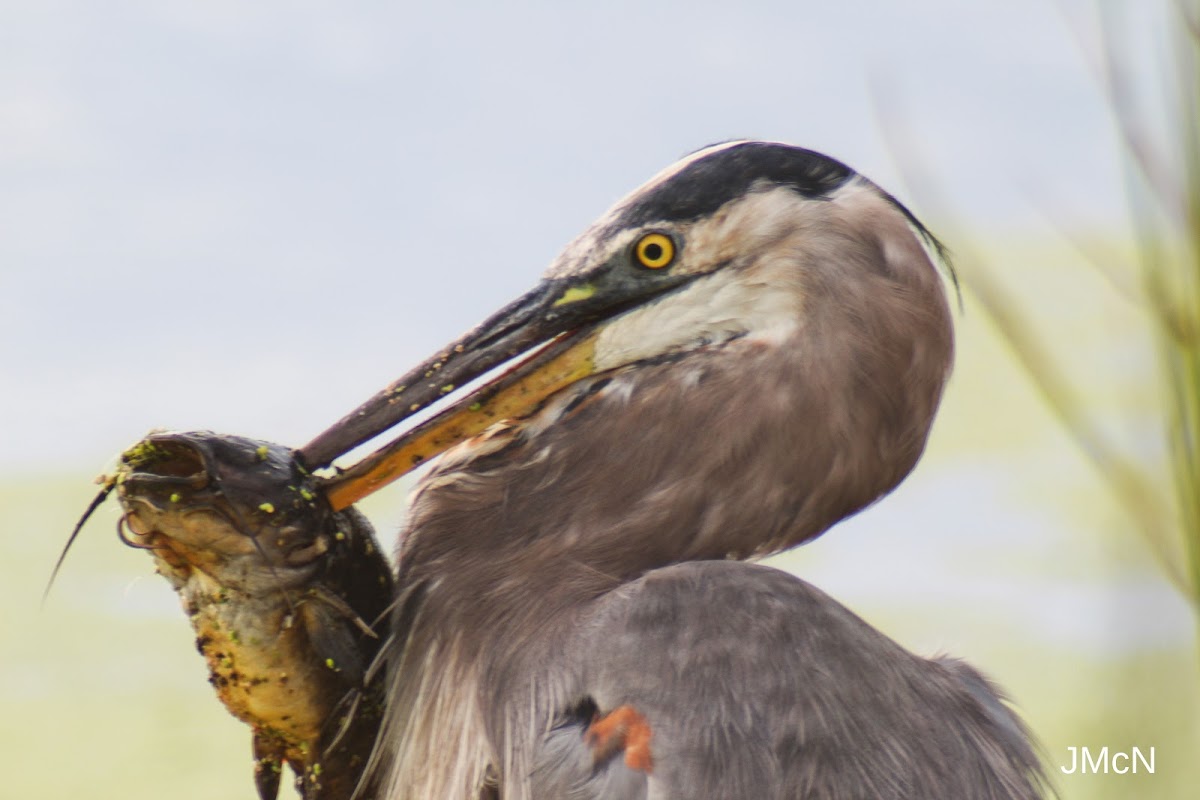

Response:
(529, 561), (1045, 800)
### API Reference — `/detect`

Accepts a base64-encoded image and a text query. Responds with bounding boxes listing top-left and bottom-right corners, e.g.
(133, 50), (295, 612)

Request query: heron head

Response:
(301, 141), (953, 509)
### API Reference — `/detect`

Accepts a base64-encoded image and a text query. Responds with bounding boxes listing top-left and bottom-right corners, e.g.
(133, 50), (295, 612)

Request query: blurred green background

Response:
(3, 2), (1196, 798)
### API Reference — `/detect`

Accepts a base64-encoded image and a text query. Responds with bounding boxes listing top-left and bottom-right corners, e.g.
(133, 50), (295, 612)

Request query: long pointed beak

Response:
(298, 271), (685, 510)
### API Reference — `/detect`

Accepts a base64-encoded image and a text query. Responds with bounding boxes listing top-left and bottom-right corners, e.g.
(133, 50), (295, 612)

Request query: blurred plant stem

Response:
(876, 1), (1200, 616)
(1155, 0), (1200, 612)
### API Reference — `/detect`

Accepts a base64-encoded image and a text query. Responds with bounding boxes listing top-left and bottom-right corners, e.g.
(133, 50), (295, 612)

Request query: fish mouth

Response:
(120, 436), (209, 498)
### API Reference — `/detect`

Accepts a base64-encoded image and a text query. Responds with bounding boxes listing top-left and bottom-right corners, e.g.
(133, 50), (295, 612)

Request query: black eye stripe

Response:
(620, 142), (855, 227)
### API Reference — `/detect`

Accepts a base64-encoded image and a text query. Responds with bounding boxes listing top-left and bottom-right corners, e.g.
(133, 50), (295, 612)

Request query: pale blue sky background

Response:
(0, 0), (1163, 474)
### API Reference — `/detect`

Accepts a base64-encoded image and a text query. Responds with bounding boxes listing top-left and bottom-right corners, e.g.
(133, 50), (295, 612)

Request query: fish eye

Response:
(633, 233), (675, 269)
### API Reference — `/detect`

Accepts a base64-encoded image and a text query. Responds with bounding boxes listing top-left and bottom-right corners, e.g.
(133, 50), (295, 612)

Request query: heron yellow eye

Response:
(634, 233), (675, 269)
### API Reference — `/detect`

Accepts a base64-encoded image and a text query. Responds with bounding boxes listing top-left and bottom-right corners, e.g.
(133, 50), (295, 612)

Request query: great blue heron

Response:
(298, 141), (1045, 799)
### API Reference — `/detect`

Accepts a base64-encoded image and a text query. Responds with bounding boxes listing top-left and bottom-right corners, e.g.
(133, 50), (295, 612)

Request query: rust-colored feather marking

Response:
(586, 704), (654, 773)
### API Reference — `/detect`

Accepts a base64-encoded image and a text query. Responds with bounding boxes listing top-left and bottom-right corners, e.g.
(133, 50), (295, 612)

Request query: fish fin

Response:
(299, 597), (367, 686)
(252, 730), (285, 800)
